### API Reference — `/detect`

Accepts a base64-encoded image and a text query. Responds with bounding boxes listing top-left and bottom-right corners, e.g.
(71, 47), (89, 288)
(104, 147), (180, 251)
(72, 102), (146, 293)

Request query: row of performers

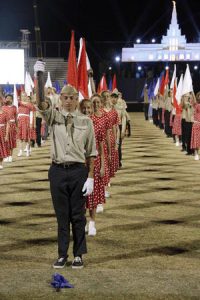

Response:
(0, 88), (131, 236)
(144, 89), (200, 161)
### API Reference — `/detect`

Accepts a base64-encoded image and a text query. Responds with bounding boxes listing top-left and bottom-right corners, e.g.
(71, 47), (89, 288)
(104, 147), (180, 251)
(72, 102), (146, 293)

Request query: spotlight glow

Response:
(194, 65), (198, 70)
(138, 66), (142, 71)
(136, 39), (141, 44)
(152, 38), (156, 43)
(115, 56), (120, 62)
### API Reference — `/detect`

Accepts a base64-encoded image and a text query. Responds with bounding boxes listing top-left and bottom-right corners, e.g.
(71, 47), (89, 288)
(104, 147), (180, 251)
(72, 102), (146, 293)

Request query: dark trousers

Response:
(185, 122), (193, 154)
(126, 120), (131, 137)
(118, 125), (122, 166)
(36, 117), (42, 146)
(158, 108), (164, 129)
(164, 110), (172, 137)
(144, 103), (149, 120)
(181, 119), (187, 150)
(152, 109), (159, 126)
(48, 163), (88, 258)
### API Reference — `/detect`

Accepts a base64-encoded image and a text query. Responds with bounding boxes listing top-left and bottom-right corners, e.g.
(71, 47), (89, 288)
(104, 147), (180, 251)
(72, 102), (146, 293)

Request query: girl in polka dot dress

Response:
(0, 97), (10, 169)
(2, 94), (17, 162)
(91, 93), (111, 203)
(101, 91), (120, 178)
(17, 92), (35, 157)
(191, 92), (200, 160)
(80, 99), (105, 236)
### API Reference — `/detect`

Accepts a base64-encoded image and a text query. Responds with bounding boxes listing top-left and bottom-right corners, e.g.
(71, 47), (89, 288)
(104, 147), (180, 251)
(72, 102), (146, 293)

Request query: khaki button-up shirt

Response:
(165, 97), (173, 112)
(39, 105), (96, 164)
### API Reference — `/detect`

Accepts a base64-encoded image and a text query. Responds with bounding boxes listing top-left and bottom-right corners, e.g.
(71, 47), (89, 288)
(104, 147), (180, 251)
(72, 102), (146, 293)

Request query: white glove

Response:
(82, 178), (94, 196)
(34, 60), (45, 75)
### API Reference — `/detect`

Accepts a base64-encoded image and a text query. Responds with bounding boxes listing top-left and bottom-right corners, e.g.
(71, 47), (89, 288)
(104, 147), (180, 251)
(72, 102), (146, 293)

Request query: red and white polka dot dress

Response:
(17, 102), (34, 141)
(191, 103), (200, 149)
(172, 106), (182, 136)
(0, 112), (9, 158)
(2, 105), (17, 149)
(86, 116), (105, 210)
(104, 108), (120, 177)
(92, 111), (111, 187)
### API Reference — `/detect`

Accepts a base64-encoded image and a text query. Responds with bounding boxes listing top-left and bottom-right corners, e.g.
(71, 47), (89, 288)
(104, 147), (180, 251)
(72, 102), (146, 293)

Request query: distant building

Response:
(122, 1), (200, 62)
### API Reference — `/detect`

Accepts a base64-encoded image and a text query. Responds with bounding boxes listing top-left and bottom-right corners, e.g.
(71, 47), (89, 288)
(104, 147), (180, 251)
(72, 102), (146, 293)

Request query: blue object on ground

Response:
(51, 273), (74, 289)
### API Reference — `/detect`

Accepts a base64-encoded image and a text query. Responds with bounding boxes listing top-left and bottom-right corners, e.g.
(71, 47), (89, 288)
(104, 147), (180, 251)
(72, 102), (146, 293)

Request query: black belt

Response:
(52, 161), (85, 168)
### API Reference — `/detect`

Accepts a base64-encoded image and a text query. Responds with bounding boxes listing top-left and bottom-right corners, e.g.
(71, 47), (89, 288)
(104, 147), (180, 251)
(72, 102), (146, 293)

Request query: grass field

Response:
(0, 113), (200, 300)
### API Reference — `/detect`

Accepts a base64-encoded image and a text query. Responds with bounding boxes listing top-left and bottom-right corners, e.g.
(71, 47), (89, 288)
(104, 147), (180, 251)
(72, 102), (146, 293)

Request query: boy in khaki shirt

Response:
(34, 61), (96, 269)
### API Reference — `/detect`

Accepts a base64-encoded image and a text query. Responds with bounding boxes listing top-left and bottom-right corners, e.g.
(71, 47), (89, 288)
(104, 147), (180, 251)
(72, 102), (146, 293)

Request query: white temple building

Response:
(122, 1), (200, 62)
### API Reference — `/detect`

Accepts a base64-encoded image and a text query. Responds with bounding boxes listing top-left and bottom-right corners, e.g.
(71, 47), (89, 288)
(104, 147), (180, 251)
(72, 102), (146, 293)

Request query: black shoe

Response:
(53, 257), (67, 269)
(72, 256), (83, 269)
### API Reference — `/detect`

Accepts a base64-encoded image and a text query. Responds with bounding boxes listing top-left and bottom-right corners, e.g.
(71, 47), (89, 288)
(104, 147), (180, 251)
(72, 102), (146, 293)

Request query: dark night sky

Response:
(0, 0), (200, 43)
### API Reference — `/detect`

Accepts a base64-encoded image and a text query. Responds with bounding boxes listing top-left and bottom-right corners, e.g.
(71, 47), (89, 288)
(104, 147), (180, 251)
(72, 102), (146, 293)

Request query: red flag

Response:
(67, 31), (78, 89)
(173, 79), (181, 114)
(77, 38), (88, 98)
(159, 73), (165, 96)
(99, 75), (108, 93)
(112, 74), (117, 90)
(164, 69), (169, 87)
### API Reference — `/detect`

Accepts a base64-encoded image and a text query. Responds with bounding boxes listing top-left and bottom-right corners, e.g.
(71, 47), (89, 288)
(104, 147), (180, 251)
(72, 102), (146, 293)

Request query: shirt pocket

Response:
(73, 125), (87, 142)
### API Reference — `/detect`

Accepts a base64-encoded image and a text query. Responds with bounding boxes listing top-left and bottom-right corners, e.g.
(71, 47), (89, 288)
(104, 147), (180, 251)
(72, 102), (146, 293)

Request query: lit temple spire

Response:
(171, 1), (178, 26)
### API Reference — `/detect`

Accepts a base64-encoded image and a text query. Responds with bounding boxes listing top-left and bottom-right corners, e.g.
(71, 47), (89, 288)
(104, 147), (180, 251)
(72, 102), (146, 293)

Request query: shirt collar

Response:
(61, 109), (77, 118)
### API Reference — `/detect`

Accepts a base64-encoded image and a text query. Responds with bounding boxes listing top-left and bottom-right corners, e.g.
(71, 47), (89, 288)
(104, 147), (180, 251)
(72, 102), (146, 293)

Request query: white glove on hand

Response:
(34, 60), (45, 76)
(82, 178), (94, 196)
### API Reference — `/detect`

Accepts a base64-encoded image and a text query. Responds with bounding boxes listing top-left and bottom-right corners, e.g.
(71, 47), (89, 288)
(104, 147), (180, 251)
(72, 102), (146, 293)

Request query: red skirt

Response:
(170, 112), (174, 127)
(109, 131), (116, 178)
(86, 155), (105, 210)
(17, 116), (30, 141)
(8, 123), (17, 149)
(41, 122), (46, 137)
(0, 126), (9, 158)
(30, 128), (36, 140)
(102, 140), (110, 186)
(172, 115), (182, 136)
(191, 122), (200, 149)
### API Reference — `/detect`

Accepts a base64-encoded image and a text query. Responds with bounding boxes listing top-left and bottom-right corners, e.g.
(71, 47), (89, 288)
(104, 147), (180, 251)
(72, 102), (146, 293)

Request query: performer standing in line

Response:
(80, 98), (105, 236)
(2, 94), (17, 162)
(111, 89), (127, 168)
(190, 92), (200, 160)
(183, 93), (195, 155)
(0, 97), (9, 169)
(17, 92), (35, 157)
(164, 89), (173, 138)
(143, 85), (149, 121)
(34, 61), (96, 269)
(152, 96), (159, 127)
(101, 91), (120, 178)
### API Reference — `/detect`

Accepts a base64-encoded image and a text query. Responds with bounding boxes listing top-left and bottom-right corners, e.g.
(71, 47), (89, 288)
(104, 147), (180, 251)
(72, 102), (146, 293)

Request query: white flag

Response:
(176, 74), (183, 104)
(170, 64), (176, 89)
(25, 71), (32, 96)
(182, 64), (193, 96)
(154, 78), (160, 96)
(45, 72), (53, 88)
(13, 84), (18, 109)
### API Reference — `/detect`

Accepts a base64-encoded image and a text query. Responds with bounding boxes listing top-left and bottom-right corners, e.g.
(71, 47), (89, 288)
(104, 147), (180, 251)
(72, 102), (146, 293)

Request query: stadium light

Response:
(115, 56), (120, 62)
